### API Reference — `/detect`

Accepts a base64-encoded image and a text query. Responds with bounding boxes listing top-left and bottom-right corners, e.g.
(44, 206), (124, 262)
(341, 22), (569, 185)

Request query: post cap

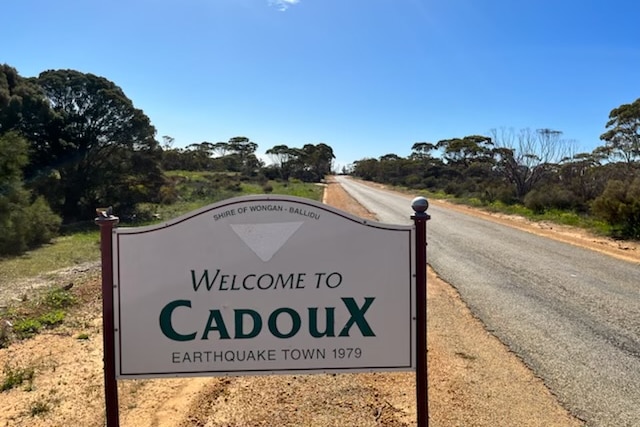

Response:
(411, 196), (429, 213)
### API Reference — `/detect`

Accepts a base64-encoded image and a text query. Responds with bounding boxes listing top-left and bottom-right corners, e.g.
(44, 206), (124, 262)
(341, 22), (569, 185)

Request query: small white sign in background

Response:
(113, 195), (415, 378)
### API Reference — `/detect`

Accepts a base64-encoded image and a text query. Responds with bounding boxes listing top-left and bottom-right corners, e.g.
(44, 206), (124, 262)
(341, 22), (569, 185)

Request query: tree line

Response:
(352, 102), (640, 239)
(2, 62), (638, 255)
(0, 65), (334, 255)
(161, 136), (335, 183)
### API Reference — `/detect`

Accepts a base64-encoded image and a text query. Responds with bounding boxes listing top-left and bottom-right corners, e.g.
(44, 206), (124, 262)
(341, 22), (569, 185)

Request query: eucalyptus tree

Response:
(409, 142), (437, 161)
(32, 69), (164, 222)
(434, 135), (498, 198)
(226, 136), (260, 174)
(586, 98), (640, 237)
(296, 143), (335, 182)
(599, 97), (640, 165)
(211, 141), (231, 157)
(266, 144), (297, 180)
(437, 135), (493, 166)
(182, 142), (219, 170)
(351, 158), (379, 181)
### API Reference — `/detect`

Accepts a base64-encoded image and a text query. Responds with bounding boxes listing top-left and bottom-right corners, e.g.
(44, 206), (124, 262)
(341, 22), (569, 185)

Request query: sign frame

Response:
(111, 195), (416, 379)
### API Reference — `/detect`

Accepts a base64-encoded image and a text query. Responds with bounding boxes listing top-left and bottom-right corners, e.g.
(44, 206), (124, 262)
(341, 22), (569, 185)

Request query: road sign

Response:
(113, 195), (415, 378)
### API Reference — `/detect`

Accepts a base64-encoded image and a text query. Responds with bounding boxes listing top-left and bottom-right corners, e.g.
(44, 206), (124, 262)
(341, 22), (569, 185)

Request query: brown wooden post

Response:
(412, 197), (430, 427)
(95, 208), (120, 427)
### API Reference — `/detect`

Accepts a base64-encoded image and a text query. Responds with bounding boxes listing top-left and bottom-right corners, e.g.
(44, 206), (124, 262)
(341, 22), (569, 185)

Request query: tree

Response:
(161, 135), (175, 150)
(410, 142), (437, 160)
(490, 128), (571, 200)
(600, 98), (640, 164)
(380, 153), (401, 161)
(0, 64), (52, 138)
(266, 144), (297, 180)
(297, 143), (335, 182)
(555, 152), (604, 211)
(184, 142), (217, 170)
(437, 135), (493, 167)
(0, 132), (60, 255)
(211, 141), (231, 157)
(28, 69), (165, 222)
(352, 158), (380, 181)
(432, 135), (499, 198)
(227, 136), (260, 174)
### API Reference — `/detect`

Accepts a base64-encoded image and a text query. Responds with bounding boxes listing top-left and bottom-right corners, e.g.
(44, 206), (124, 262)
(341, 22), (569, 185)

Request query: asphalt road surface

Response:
(335, 175), (640, 427)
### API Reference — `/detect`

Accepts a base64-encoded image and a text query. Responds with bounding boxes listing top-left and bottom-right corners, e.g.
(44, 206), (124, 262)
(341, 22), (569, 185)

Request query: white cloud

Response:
(268, 0), (300, 12)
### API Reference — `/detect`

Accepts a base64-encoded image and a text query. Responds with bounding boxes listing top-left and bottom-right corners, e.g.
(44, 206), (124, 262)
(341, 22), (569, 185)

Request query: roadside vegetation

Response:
(0, 168), (323, 350)
(0, 65), (326, 351)
(2, 62), (638, 265)
(351, 106), (640, 240)
(0, 64), (334, 259)
(0, 174), (321, 402)
(406, 189), (613, 236)
(0, 62), (638, 353)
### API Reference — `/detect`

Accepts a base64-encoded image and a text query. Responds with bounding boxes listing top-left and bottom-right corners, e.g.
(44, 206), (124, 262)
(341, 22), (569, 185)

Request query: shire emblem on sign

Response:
(230, 222), (303, 261)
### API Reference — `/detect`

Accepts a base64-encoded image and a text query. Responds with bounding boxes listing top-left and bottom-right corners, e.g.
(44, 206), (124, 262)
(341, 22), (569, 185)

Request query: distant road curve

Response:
(334, 175), (640, 427)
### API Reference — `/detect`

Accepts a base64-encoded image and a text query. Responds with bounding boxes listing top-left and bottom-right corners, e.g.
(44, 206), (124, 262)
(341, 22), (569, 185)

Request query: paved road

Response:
(335, 176), (640, 427)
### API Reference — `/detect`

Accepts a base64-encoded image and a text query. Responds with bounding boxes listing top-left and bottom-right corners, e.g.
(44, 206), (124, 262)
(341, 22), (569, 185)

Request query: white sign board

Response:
(113, 195), (415, 378)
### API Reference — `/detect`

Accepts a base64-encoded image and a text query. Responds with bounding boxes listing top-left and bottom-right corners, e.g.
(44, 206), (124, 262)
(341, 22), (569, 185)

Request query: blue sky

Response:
(3, 0), (639, 170)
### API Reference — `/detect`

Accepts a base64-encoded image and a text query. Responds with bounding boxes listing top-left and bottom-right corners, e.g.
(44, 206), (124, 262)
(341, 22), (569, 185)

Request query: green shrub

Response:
(0, 133), (61, 256)
(37, 310), (65, 327)
(13, 318), (41, 339)
(591, 177), (640, 239)
(158, 183), (179, 204)
(42, 288), (76, 309)
(1, 364), (35, 392)
(25, 197), (63, 244)
(225, 181), (242, 192)
(29, 400), (50, 416)
(0, 192), (61, 255)
(524, 187), (578, 214)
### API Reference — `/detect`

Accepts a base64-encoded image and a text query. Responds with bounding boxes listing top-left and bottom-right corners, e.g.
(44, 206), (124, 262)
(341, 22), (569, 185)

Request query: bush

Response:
(1, 365), (35, 392)
(13, 318), (41, 339)
(0, 192), (62, 256)
(37, 310), (65, 327)
(524, 186), (578, 214)
(404, 174), (422, 189)
(158, 183), (178, 204)
(591, 178), (640, 239)
(42, 288), (77, 309)
(225, 181), (242, 192)
(0, 133), (61, 255)
(24, 197), (62, 245)
(30, 400), (51, 416)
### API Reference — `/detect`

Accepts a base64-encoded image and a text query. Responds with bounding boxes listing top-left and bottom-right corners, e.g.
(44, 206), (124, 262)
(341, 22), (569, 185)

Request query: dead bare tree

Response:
(490, 127), (575, 200)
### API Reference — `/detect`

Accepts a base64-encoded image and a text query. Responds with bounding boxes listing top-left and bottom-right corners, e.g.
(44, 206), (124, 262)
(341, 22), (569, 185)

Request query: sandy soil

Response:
(2, 178), (637, 426)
